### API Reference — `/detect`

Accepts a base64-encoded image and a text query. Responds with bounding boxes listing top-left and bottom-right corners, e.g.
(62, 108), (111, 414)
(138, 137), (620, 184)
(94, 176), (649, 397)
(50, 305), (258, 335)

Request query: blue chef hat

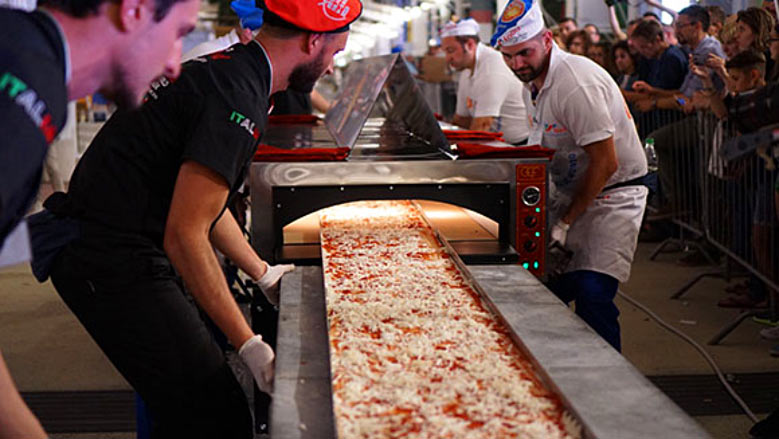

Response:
(230, 0), (264, 31)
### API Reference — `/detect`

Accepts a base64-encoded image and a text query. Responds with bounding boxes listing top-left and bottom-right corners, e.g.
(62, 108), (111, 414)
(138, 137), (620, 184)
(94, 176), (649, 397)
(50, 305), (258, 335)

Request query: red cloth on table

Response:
(443, 129), (504, 141)
(267, 114), (320, 124)
(454, 143), (556, 159)
(253, 144), (349, 162)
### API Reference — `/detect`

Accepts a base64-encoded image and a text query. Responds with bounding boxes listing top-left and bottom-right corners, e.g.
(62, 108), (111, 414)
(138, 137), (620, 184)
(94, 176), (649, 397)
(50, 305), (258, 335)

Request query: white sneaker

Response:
(760, 326), (779, 340)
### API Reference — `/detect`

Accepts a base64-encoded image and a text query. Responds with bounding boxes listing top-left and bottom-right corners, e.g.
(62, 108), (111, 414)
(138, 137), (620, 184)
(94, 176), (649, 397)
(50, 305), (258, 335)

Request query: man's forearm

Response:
(609, 6), (627, 41)
(649, 88), (680, 98)
(0, 353), (46, 439)
(562, 138), (618, 225)
(165, 225), (254, 349)
(470, 116), (495, 132)
(210, 211), (266, 281)
(452, 114), (472, 129)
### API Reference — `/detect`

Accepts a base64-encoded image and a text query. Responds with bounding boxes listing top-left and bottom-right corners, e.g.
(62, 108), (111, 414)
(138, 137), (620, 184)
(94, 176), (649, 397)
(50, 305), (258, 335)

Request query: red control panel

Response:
(516, 164), (547, 277)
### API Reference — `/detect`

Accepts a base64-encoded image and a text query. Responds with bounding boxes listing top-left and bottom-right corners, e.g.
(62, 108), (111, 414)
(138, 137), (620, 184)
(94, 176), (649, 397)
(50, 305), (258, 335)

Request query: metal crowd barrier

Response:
(639, 108), (778, 345)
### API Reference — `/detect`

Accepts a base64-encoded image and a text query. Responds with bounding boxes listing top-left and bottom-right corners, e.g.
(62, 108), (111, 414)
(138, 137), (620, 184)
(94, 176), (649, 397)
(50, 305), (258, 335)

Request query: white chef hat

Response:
(440, 18), (480, 38)
(491, 0), (545, 48)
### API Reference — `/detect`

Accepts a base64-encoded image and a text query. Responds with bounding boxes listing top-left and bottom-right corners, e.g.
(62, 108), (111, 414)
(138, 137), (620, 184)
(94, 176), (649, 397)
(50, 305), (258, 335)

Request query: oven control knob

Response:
(523, 240), (537, 252)
(524, 215), (538, 228)
(521, 186), (541, 206)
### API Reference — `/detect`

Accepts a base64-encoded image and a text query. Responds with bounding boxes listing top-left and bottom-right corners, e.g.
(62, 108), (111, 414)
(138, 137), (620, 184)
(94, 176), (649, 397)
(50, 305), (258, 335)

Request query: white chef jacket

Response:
(524, 43), (648, 282)
(455, 43), (529, 144)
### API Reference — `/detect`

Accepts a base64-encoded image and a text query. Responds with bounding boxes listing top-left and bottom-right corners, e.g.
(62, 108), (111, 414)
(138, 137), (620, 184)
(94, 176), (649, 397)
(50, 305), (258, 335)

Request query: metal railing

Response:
(640, 108), (778, 345)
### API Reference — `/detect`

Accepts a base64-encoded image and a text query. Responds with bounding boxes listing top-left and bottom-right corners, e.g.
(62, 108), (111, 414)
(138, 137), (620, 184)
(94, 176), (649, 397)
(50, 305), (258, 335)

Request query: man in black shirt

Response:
(0, 0), (199, 260)
(32, 0), (361, 437)
(0, 0), (198, 436)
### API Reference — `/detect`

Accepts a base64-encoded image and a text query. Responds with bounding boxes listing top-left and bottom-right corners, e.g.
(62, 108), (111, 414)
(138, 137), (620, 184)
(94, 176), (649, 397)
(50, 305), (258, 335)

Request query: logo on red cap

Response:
(319, 0), (350, 21)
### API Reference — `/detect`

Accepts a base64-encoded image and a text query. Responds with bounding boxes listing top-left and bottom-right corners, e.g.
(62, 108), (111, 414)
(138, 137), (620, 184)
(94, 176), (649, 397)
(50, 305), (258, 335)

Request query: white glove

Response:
(256, 262), (295, 305)
(549, 220), (571, 248)
(238, 334), (275, 395)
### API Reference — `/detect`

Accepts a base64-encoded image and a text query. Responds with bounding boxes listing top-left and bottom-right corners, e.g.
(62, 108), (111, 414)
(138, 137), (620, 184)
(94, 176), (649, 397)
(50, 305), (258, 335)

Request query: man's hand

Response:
(705, 53), (726, 73)
(631, 80), (655, 95)
(256, 262), (295, 305)
(238, 335), (275, 395)
(549, 220), (571, 248)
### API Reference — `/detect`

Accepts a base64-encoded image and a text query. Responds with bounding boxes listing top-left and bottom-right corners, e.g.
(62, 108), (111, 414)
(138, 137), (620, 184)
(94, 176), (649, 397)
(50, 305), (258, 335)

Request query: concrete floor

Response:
(1, 242), (777, 438)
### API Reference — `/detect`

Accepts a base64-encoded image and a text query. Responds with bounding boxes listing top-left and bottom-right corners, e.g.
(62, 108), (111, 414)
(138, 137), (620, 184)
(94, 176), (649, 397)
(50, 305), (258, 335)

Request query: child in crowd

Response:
(693, 51), (777, 322)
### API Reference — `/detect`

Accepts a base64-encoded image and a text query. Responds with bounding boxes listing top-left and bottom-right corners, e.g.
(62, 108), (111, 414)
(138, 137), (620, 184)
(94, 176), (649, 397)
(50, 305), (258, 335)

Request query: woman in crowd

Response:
(565, 29), (591, 55)
(588, 41), (616, 76)
(735, 6), (776, 77)
(613, 40), (639, 90)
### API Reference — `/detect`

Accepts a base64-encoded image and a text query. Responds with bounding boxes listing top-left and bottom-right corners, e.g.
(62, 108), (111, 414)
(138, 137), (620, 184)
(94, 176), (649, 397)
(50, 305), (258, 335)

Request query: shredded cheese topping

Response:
(320, 201), (581, 439)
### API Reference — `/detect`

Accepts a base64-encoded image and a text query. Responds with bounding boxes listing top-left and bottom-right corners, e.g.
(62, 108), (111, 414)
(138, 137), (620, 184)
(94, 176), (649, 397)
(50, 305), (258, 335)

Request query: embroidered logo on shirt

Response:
(230, 110), (260, 140)
(319, 0), (350, 21)
(144, 76), (173, 102)
(0, 72), (56, 142)
(544, 122), (568, 135)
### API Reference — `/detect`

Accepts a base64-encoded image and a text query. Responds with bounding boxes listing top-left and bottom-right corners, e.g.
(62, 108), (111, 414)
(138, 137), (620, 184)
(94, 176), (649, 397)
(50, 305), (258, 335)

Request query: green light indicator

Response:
(533, 261), (539, 269)
(522, 262), (530, 269)
(535, 207), (541, 213)
(535, 232), (541, 237)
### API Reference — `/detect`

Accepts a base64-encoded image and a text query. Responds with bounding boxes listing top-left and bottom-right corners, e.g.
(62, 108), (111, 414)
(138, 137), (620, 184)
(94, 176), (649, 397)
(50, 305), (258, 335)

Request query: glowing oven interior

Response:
(274, 199), (518, 266)
(282, 199), (499, 245)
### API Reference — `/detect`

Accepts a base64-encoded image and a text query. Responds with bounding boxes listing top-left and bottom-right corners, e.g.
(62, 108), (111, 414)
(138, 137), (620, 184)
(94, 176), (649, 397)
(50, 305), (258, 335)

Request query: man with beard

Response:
(492, 0), (648, 352)
(441, 18), (528, 144)
(29, 0), (361, 437)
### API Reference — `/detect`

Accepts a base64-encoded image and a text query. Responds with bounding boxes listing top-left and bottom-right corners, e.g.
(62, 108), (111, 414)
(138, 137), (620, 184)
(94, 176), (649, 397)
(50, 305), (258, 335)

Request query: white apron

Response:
(525, 44), (649, 282)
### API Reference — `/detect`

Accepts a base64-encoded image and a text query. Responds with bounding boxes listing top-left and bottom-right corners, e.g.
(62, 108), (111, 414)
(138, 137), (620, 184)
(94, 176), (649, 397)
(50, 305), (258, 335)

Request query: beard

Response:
(288, 52), (328, 93)
(514, 65), (543, 82)
(512, 52), (551, 83)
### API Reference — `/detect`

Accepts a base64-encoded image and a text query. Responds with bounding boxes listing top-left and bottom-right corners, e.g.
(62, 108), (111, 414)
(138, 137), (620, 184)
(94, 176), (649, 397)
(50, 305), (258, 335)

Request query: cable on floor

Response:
(617, 289), (759, 423)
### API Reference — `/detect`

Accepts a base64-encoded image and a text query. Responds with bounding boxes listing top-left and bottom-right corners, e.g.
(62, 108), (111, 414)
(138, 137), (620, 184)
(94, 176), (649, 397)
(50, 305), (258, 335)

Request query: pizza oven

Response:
(249, 53), (550, 277)
(250, 156), (549, 274)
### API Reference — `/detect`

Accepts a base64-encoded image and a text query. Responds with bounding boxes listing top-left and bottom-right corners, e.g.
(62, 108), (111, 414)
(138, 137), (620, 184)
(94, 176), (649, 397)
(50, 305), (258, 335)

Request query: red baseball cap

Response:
(261, 0), (363, 33)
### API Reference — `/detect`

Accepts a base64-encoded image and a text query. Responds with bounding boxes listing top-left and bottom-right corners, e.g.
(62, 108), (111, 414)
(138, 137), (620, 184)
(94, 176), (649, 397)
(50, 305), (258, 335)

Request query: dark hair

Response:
(584, 23), (599, 32)
(612, 39), (638, 68)
(590, 40), (615, 74)
(737, 7), (776, 52)
(642, 11), (660, 21)
(560, 16), (577, 26)
(679, 5), (710, 32)
(455, 35), (480, 47)
(705, 6), (726, 26)
(565, 29), (591, 53)
(632, 19), (664, 42)
(726, 48), (767, 76)
(38, 0), (186, 21)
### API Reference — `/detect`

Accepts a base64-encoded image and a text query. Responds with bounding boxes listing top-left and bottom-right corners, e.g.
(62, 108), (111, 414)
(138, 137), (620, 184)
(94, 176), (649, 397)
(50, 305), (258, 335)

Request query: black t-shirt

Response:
(60, 41), (272, 247)
(0, 9), (68, 243)
(270, 90), (312, 115)
(637, 45), (688, 91)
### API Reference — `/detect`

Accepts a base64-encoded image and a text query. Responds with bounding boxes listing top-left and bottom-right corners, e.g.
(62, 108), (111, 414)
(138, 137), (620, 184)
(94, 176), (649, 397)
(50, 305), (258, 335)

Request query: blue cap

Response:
(230, 0), (264, 31)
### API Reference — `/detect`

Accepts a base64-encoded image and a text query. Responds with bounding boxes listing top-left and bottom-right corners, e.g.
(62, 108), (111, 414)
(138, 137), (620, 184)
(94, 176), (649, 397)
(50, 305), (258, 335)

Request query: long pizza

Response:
(320, 200), (581, 439)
